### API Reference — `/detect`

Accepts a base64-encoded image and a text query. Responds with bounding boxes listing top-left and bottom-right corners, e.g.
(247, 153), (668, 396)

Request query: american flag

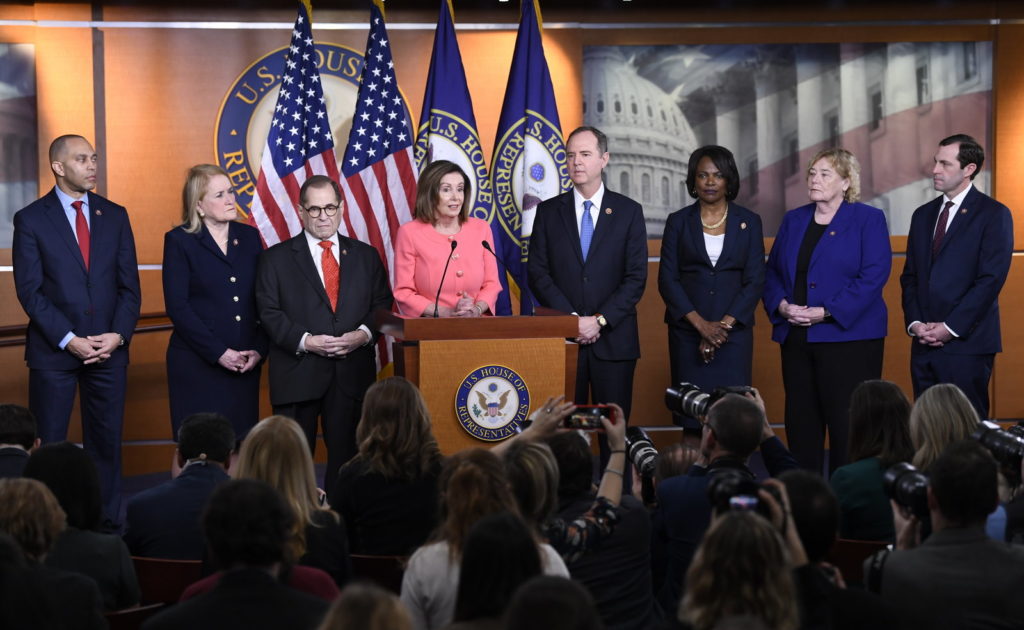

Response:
(338, 0), (416, 285)
(248, 0), (340, 246)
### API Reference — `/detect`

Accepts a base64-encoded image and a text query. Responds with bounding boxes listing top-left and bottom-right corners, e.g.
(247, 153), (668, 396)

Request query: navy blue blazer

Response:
(527, 189), (648, 361)
(763, 201), (891, 344)
(13, 188), (141, 369)
(900, 186), (1013, 356)
(162, 222), (268, 363)
(659, 202), (765, 328)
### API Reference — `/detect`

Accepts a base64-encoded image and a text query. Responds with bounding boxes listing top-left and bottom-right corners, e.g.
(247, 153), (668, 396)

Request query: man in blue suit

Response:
(13, 134), (141, 523)
(901, 134), (1013, 419)
(528, 126), (647, 469)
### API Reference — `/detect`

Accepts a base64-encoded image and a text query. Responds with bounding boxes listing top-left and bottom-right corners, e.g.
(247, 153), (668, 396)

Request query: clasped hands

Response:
(217, 348), (262, 373)
(429, 296), (485, 318)
(576, 315), (601, 345)
(304, 330), (370, 358)
(910, 322), (952, 347)
(778, 300), (826, 327)
(691, 316), (732, 363)
(66, 333), (121, 364)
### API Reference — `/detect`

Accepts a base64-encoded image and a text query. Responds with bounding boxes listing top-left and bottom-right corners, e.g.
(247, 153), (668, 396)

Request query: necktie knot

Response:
(318, 240), (333, 251)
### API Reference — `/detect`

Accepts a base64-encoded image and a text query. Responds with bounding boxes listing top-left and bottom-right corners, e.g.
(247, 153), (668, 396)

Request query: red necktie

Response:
(319, 241), (339, 311)
(71, 200), (90, 270)
(931, 200), (954, 258)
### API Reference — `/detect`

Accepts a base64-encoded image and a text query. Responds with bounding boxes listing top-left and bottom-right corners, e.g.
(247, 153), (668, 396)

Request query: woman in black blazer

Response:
(658, 146), (765, 428)
(163, 164), (267, 439)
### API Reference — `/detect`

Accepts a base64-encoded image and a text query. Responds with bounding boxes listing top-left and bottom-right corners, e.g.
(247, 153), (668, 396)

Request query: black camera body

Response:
(972, 420), (1024, 487)
(665, 382), (754, 424)
(883, 462), (930, 521)
(706, 469), (781, 519)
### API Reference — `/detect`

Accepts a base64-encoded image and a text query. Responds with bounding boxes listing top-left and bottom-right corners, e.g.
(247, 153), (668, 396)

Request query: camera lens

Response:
(626, 427), (659, 477)
(665, 382), (711, 421)
(883, 462), (930, 520)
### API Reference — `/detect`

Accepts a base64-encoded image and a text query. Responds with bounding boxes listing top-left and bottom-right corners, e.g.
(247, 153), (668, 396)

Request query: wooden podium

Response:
(376, 308), (579, 454)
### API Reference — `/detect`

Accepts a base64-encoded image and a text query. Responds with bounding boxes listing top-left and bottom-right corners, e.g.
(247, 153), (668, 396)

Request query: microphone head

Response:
(482, 240), (493, 252)
(450, 240), (458, 250)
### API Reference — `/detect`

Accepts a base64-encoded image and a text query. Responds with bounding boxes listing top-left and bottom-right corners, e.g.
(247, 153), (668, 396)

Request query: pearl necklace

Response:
(701, 208), (728, 230)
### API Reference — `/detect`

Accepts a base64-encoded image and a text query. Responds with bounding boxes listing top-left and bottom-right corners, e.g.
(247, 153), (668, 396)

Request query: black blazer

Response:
(527, 189), (648, 361)
(255, 232), (393, 405)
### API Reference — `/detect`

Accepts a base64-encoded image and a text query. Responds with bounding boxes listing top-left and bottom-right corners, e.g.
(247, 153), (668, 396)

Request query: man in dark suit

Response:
(256, 175), (392, 493)
(12, 134), (141, 522)
(124, 413), (234, 559)
(901, 134), (1013, 419)
(0, 404), (37, 479)
(528, 126), (647, 465)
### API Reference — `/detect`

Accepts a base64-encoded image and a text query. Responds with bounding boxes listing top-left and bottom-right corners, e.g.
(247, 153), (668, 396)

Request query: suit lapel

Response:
(809, 201), (852, 272)
(935, 187), (978, 258)
(555, 194), (584, 265)
(685, 205), (713, 267)
(588, 193), (616, 259)
(44, 190), (88, 273)
(196, 224), (229, 263)
(290, 234), (333, 311)
(716, 203), (742, 268)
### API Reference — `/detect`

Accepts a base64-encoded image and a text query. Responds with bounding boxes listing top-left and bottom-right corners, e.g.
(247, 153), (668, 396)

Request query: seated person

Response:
(0, 404), (37, 479)
(655, 391), (798, 611)
(870, 440), (1024, 628)
(23, 441), (140, 610)
(143, 479), (330, 629)
(318, 582), (412, 630)
(503, 575), (604, 630)
(549, 431), (658, 630)
(124, 412), (235, 559)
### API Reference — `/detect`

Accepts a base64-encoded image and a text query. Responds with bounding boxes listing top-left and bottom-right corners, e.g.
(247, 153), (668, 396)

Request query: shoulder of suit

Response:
(87, 191), (127, 214)
(537, 190), (573, 211)
(338, 233), (378, 256)
(603, 189), (642, 212)
(262, 234), (302, 256)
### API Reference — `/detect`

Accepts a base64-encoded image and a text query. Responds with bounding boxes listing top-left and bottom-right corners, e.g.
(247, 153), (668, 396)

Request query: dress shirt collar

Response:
(942, 183), (972, 212)
(303, 229), (340, 260)
(55, 186), (90, 229)
(573, 182), (605, 232)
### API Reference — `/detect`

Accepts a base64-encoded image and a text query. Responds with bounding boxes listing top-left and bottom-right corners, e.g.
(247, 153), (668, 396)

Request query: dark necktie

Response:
(931, 200), (954, 258)
(71, 200), (90, 270)
(319, 241), (339, 311)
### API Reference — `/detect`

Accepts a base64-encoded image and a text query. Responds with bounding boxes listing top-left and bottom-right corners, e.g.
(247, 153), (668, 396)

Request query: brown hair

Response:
(0, 478), (66, 563)
(434, 448), (518, 560)
(503, 441), (559, 532)
(317, 582), (412, 630)
(909, 384), (979, 471)
(414, 160), (470, 225)
(181, 164), (231, 234)
(807, 148), (861, 203)
(847, 380), (914, 467)
(353, 377), (441, 480)
(234, 415), (337, 561)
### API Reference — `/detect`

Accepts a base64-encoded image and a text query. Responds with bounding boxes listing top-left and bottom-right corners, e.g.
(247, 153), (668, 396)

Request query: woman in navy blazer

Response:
(162, 165), (267, 439)
(659, 146), (765, 429)
(764, 148), (891, 474)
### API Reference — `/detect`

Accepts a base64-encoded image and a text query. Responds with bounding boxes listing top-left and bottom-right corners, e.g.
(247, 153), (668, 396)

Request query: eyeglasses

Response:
(303, 204), (340, 218)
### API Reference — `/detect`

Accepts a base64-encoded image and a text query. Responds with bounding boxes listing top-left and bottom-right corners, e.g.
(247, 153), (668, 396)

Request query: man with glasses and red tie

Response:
(13, 134), (141, 526)
(901, 134), (1013, 419)
(256, 175), (392, 494)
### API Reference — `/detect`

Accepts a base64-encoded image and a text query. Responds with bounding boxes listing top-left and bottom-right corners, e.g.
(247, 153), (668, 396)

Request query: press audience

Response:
(503, 575), (605, 630)
(319, 581), (412, 630)
(0, 404), (37, 479)
(909, 383), (979, 471)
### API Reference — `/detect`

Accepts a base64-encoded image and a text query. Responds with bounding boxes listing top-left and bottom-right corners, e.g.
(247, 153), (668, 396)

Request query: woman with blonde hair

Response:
(319, 581), (412, 630)
(234, 415), (351, 586)
(909, 383), (979, 471)
(329, 376), (442, 555)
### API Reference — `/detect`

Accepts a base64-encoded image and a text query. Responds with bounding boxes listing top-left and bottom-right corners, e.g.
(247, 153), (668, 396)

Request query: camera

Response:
(883, 462), (930, 520)
(665, 383), (754, 423)
(626, 427), (659, 477)
(972, 420), (1024, 486)
(706, 469), (782, 519)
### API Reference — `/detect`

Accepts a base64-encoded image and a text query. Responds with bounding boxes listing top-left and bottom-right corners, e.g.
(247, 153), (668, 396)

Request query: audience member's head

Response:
(353, 376), (441, 481)
(929, 440), (998, 529)
(0, 478), (66, 563)
(203, 479), (294, 569)
(23, 442), (102, 531)
(435, 448), (519, 559)
(847, 380), (914, 467)
(778, 470), (839, 564)
(453, 511), (542, 623)
(504, 440), (559, 530)
(177, 412), (235, 466)
(682, 511), (798, 630)
(234, 415), (333, 561)
(910, 384), (979, 471)
(548, 432), (594, 502)
(317, 581), (412, 630)
(504, 575), (604, 630)
(704, 395), (765, 461)
(0, 404), (36, 451)
(658, 443), (699, 483)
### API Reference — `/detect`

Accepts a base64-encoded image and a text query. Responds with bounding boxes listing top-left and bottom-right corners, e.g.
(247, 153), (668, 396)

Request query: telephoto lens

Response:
(883, 462), (930, 520)
(626, 427), (659, 477)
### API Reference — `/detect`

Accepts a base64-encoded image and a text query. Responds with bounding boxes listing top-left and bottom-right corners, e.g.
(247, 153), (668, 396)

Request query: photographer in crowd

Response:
(655, 390), (798, 611)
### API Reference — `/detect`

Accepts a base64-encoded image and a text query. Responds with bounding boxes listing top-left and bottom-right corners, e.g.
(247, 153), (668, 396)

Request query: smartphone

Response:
(562, 405), (614, 430)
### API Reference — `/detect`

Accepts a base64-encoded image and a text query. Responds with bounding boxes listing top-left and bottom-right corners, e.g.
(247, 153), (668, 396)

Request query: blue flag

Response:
(489, 0), (571, 315)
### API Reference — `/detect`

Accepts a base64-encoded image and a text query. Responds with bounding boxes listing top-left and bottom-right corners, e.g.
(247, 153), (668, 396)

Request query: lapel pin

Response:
(341, 249), (348, 256)
(740, 222), (747, 230)
(232, 238), (239, 246)
(604, 208), (612, 215)
(95, 209), (102, 216)
(829, 230), (836, 236)
(960, 208), (967, 214)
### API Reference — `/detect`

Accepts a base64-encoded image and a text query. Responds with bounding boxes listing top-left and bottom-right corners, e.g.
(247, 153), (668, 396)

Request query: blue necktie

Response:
(581, 200), (594, 262)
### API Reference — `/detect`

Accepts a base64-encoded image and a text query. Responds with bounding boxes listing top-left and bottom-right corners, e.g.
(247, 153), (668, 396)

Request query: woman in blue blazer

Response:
(763, 148), (891, 474)
(659, 146), (765, 428)
(163, 165), (267, 439)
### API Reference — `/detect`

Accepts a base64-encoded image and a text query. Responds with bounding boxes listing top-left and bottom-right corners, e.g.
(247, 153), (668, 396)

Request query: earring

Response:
(198, 211), (205, 217)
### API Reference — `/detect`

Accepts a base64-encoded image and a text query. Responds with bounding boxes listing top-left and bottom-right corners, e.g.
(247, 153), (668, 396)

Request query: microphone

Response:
(483, 240), (532, 316)
(434, 240), (458, 318)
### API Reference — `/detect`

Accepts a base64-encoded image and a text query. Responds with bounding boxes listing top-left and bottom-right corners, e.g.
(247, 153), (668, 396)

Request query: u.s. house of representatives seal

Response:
(455, 365), (530, 442)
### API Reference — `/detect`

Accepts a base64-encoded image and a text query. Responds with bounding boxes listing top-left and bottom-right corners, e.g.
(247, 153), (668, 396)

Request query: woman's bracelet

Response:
(473, 303), (484, 316)
(604, 468), (624, 477)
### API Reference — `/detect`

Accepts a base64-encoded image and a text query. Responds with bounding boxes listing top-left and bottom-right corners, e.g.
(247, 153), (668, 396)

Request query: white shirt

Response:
(573, 183), (605, 236)
(704, 232), (725, 266)
(297, 229), (371, 351)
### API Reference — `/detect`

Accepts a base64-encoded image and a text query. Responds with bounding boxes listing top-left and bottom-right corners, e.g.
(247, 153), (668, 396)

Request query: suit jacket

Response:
(763, 201), (891, 344)
(527, 189), (648, 361)
(0, 447), (29, 479)
(13, 187), (141, 369)
(659, 202), (765, 328)
(900, 186), (1013, 355)
(124, 463), (230, 560)
(255, 232), (393, 405)
(45, 526), (140, 610)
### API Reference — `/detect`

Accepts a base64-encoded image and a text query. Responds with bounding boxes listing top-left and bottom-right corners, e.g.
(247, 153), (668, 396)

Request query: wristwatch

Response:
(595, 314), (608, 328)
(117, 333), (126, 347)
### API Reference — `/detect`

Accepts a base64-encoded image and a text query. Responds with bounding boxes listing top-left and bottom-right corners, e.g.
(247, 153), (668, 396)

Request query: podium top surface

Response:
(375, 308), (578, 341)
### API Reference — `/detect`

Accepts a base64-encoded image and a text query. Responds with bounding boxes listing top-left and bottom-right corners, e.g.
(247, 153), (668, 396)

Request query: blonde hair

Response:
(0, 478), (66, 563)
(353, 377), (441, 480)
(910, 384), (980, 471)
(318, 582), (412, 630)
(181, 164), (230, 234)
(807, 148), (861, 202)
(681, 512), (798, 630)
(234, 415), (336, 560)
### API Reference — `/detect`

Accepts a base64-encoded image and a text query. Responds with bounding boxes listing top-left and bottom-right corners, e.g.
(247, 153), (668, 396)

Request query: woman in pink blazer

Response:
(394, 160), (500, 317)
